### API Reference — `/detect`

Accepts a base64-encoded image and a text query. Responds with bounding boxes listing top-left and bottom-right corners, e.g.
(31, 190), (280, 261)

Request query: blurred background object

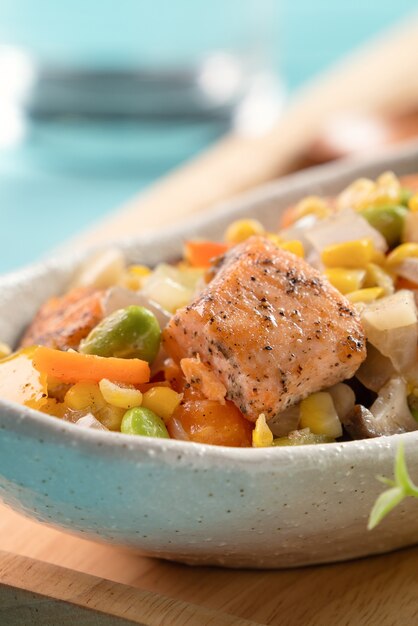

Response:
(1, 0), (418, 273)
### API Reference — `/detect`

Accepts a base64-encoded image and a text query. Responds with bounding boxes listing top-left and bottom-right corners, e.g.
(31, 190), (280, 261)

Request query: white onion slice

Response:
(75, 413), (108, 431)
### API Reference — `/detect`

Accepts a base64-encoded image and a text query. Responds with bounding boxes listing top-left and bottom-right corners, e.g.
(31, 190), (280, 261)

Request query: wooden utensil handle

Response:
(68, 15), (418, 252)
(0, 550), (258, 626)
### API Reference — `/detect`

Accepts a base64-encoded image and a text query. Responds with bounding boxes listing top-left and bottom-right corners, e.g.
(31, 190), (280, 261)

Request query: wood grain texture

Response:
(1, 503), (418, 625)
(68, 16), (418, 250)
(0, 548), (258, 626)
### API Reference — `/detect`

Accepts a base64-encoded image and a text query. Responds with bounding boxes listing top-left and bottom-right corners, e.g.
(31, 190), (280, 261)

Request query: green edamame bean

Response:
(79, 305), (161, 363)
(121, 406), (169, 438)
(359, 205), (408, 248)
(400, 187), (413, 207)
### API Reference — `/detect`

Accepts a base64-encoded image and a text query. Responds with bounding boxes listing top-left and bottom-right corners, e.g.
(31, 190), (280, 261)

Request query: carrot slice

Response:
(184, 241), (229, 268)
(33, 346), (150, 385)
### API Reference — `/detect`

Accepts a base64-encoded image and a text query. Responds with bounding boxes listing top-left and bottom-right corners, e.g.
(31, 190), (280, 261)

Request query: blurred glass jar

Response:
(0, 0), (284, 173)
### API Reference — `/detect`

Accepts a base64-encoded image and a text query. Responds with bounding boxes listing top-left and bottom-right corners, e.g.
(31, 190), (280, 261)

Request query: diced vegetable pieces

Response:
(167, 389), (253, 447)
(321, 238), (376, 268)
(277, 240), (305, 258)
(346, 287), (384, 304)
(386, 243), (418, 268)
(184, 241), (229, 268)
(141, 386), (182, 423)
(33, 346), (150, 385)
(0, 347), (48, 410)
(324, 268), (366, 294)
(99, 379), (143, 409)
(300, 392), (342, 438)
(252, 413), (273, 447)
(121, 406), (169, 438)
(225, 219), (265, 244)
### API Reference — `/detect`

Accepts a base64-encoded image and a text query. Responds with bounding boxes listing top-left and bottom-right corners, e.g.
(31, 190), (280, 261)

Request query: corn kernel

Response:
(64, 382), (106, 412)
(324, 268), (366, 294)
(119, 264), (152, 291)
(321, 238), (375, 268)
(364, 263), (394, 295)
(266, 233), (284, 246)
(408, 194), (418, 212)
(346, 287), (384, 304)
(141, 386), (182, 423)
(386, 243), (418, 268)
(337, 178), (376, 211)
(278, 240), (305, 258)
(300, 392), (342, 439)
(294, 196), (331, 221)
(0, 341), (12, 360)
(96, 404), (125, 431)
(252, 413), (273, 448)
(225, 219), (265, 244)
(40, 398), (67, 418)
(99, 378), (143, 409)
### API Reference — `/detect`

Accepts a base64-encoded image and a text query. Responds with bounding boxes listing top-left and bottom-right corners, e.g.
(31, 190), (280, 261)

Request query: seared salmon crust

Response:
(163, 236), (366, 422)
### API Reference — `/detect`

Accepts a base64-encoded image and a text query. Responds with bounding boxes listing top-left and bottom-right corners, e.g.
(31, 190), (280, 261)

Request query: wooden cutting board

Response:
(2, 14), (418, 626)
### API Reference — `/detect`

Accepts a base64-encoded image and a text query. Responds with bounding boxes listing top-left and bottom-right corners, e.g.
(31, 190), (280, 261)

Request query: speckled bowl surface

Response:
(1, 142), (418, 569)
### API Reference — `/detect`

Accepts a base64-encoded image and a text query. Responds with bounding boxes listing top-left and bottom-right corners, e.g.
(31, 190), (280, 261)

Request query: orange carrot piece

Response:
(33, 346), (150, 385)
(184, 241), (228, 268)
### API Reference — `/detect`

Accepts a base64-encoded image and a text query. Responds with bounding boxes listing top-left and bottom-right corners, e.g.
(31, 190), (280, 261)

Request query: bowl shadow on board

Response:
(1, 141), (418, 569)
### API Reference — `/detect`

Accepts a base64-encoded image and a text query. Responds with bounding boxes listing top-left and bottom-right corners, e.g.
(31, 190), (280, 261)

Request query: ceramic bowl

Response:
(1, 142), (418, 569)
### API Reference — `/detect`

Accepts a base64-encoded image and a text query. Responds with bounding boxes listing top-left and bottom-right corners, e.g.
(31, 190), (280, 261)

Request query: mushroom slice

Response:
(345, 377), (418, 438)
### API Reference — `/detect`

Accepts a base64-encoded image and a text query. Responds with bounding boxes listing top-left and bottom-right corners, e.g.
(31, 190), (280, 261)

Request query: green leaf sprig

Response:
(368, 442), (418, 530)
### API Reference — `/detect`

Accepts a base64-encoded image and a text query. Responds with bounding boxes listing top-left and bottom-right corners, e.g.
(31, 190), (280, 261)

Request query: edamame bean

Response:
(360, 205), (408, 248)
(121, 406), (169, 438)
(400, 187), (413, 207)
(79, 305), (161, 363)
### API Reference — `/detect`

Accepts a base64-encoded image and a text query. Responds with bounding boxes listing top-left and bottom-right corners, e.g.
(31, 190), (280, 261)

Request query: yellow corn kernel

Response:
(337, 178), (376, 211)
(64, 382), (106, 412)
(40, 398), (67, 418)
(278, 240), (305, 258)
(408, 194), (418, 212)
(300, 392), (342, 439)
(99, 378), (143, 409)
(386, 243), (418, 268)
(324, 268), (366, 294)
(120, 264), (152, 291)
(95, 404), (125, 431)
(266, 233), (284, 246)
(252, 413), (273, 448)
(346, 287), (384, 304)
(321, 238), (375, 268)
(0, 341), (12, 360)
(225, 219), (265, 244)
(141, 387), (183, 423)
(364, 263), (394, 295)
(294, 196), (331, 221)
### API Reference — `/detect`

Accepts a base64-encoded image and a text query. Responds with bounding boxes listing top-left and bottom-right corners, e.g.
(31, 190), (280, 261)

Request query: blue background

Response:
(1, 1), (417, 273)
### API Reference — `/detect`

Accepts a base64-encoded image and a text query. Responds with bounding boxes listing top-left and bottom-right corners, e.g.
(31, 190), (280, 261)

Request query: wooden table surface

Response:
(2, 16), (418, 626)
(2, 502), (418, 625)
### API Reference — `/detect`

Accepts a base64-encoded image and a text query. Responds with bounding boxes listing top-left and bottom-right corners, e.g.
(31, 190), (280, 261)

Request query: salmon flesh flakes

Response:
(163, 236), (366, 422)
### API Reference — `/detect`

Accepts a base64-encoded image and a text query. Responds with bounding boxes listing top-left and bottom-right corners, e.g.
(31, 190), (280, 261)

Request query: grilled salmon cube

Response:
(163, 236), (366, 422)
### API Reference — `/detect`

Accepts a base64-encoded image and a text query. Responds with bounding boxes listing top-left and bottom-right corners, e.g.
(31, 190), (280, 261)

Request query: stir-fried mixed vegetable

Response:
(2, 170), (418, 449)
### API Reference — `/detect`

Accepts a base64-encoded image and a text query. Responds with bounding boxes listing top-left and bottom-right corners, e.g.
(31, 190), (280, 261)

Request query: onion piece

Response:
(396, 258), (418, 285)
(355, 343), (396, 392)
(268, 403), (300, 437)
(102, 286), (171, 328)
(305, 208), (388, 259)
(361, 290), (418, 372)
(328, 383), (355, 424)
(345, 377), (418, 438)
(75, 413), (108, 431)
